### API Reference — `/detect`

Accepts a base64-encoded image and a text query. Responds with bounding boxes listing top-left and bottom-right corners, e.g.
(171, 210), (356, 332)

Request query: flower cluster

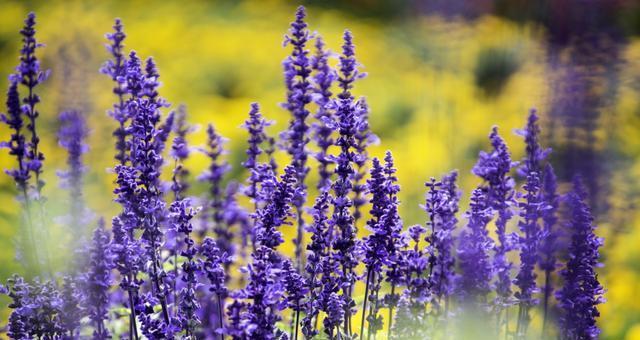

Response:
(0, 8), (605, 340)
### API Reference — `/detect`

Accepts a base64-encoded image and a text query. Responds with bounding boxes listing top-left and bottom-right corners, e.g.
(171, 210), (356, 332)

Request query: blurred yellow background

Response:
(0, 0), (638, 338)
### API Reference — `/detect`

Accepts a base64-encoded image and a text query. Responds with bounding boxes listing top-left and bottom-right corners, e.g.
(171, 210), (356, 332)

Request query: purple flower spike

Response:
(514, 111), (548, 335)
(361, 152), (404, 338)
(282, 5), (313, 273)
(236, 165), (298, 339)
(556, 178), (604, 340)
(457, 187), (494, 304)
(170, 105), (191, 201)
(302, 191), (331, 338)
(15, 13), (49, 196)
(169, 199), (201, 336)
(1, 81), (30, 194)
(242, 103), (273, 206)
(83, 219), (114, 339)
(539, 163), (560, 331)
(311, 36), (336, 191)
(199, 124), (234, 261)
(337, 30), (365, 99)
(57, 110), (91, 235)
(424, 171), (460, 311)
(473, 127), (517, 311)
(100, 18), (128, 164)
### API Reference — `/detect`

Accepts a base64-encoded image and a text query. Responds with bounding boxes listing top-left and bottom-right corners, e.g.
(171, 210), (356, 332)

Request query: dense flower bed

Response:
(0, 7), (603, 340)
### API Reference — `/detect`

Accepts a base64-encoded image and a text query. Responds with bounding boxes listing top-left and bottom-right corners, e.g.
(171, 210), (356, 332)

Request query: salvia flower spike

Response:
(282, 5), (313, 273)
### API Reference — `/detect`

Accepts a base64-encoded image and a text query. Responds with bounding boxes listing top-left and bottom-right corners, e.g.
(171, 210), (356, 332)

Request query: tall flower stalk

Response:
(311, 37), (336, 192)
(539, 163), (559, 333)
(282, 5), (313, 273)
(556, 178), (604, 339)
(100, 18), (128, 165)
(1, 12), (50, 275)
(472, 127), (517, 322)
(57, 110), (90, 238)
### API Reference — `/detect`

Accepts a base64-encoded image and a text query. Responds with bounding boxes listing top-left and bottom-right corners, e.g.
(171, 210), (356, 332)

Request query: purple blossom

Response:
(311, 36), (336, 191)
(1, 81), (29, 193)
(14, 12), (49, 196)
(472, 127), (517, 310)
(302, 191), (331, 338)
(170, 105), (191, 200)
(4, 275), (64, 339)
(327, 30), (370, 334)
(556, 178), (604, 339)
(60, 276), (84, 337)
(200, 236), (230, 338)
(100, 18), (128, 164)
(514, 112), (547, 334)
(242, 102), (275, 244)
(236, 166), (297, 339)
(424, 171), (460, 310)
(242, 102), (272, 175)
(82, 219), (114, 339)
(57, 110), (90, 235)
(169, 199), (201, 336)
(457, 187), (494, 304)
(539, 163), (560, 330)
(352, 98), (377, 225)
(224, 299), (248, 339)
(361, 152), (404, 338)
(394, 225), (429, 339)
(282, 6), (313, 272)
(199, 124), (234, 260)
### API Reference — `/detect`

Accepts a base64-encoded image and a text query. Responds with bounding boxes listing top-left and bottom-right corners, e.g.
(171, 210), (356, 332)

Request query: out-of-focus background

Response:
(0, 0), (638, 338)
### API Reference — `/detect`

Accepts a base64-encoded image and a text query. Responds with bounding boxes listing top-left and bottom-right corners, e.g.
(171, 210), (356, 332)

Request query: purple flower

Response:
(337, 30), (365, 99)
(424, 171), (460, 310)
(199, 124), (234, 260)
(323, 292), (345, 339)
(302, 191), (331, 338)
(457, 187), (494, 304)
(514, 111), (548, 334)
(539, 163), (560, 330)
(311, 36), (336, 191)
(200, 236), (230, 337)
(169, 199), (201, 336)
(113, 52), (174, 332)
(282, 6), (313, 271)
(83, 219), (114, 339)
(556, 178), (604, 339)
(170, 105), (191, 200)
(241, 102), (275, 240)
(60, 276), (84, 337)
(100, 18), (128, 164)
(473, 127), (517, 310)
(361, 152), (404, 338)
(57, 110), (90, 235)
(327, 31), (370, 334)
(4, 275), (65, 339)
(224, 299), (248, 339)
(1, 81), (29, 193)
(14, 13), (49, 196)
(236, 166), (298, 339)
(242, 102), (272, 175)
(352, 98), (377, 225)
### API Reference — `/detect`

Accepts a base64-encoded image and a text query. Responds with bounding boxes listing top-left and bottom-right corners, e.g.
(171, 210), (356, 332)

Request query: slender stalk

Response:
(294, 305), (300, 340)
(387, 284), (395, 339)
(128, 289), (139, 340)
(541, 270), (551, 336)
(360, 269), (372, 340)
(217, 293), (224, 340)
